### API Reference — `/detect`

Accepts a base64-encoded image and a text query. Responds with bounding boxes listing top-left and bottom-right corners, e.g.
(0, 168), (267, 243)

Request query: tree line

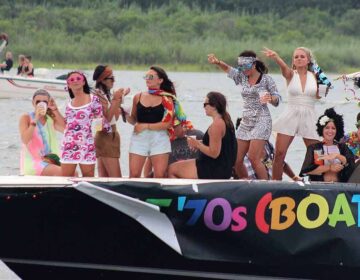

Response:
(0, 1), (359, 71)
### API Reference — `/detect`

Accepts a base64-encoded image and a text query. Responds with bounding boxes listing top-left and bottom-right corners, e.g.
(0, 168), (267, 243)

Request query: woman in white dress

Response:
(263, 47), (328, 180)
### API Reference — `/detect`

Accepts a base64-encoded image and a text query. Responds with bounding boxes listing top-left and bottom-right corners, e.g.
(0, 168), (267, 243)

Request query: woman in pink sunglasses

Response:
(60, 71), (105, 177)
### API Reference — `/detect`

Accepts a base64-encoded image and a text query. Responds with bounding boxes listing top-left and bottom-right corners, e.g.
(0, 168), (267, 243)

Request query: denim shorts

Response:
(129, 129), (171, 157)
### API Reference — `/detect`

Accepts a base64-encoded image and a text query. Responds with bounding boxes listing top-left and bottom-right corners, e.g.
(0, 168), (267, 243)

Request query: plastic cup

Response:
(259, 90), (268, 104)
(37, 101), (47, 116)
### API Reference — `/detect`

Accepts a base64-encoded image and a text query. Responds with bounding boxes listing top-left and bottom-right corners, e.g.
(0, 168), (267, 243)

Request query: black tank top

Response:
(196, 123), (237, 179)
(136, 95), (164, 123)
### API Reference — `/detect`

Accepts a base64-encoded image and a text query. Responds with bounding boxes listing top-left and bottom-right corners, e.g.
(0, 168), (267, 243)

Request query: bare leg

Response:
(41, 164), (63, 176)
(79, 164), (95, 177)
(129, 153), (147, 178)
(248, 139), (268, 180)
(234, 139), (250, 179)
(97, 158), (109, 177)
(272, 133), (294, 180)
(100, 157), (122, 177)
(151, 153), (169, 178)
(61, 163), (77, 177)
(143, 157), (153, 178)
(168, 159), (198, 179)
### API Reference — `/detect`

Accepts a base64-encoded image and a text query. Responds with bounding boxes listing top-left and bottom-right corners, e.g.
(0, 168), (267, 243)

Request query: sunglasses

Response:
(104, 76), (115, 82)
(143, 74), (158, 80)
(67, 75), (84, 84)
(237, 63), (253, 72)
(35, 100), (48, 105)
(203, 102), (212, 108)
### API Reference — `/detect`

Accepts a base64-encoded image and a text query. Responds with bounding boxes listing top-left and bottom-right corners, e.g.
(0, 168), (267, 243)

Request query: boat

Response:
(1, 176), (360, 279)
(0, 74), (67, 98)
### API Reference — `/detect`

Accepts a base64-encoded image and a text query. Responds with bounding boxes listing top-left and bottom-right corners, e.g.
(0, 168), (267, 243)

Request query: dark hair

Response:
(354, 77), (360, 89)
(235, 117), (242, 130)
(316, 107), (344, 141)
(207, 91), (234, 132)
(67, 71), (90, 99)
(239, 50), (268, 74)
(93, 65), (111, 101)
(150, 66), (176, 95)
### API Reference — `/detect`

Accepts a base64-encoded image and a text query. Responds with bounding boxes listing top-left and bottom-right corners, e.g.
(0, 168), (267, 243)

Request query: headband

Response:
(97, 66), (113, 83)
(238, 56), (256, 65)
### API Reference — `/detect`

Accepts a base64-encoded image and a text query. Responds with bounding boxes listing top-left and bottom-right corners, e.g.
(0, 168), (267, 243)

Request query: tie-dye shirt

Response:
(20, 112), (59, 175)
(341, 131), (360, 160)
(61, 94), (106, 164)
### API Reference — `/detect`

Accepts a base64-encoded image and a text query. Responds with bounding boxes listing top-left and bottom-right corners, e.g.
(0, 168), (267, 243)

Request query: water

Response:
(1, 69), (357, 177)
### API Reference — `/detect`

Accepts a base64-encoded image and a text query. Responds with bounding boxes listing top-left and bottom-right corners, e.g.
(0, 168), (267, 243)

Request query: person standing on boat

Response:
(0, 33), (8, 55)
(19, 89), (65, 176)
(300, 108), (354, 183)
(126, 66), (180, 178)
(0, 51), (13, 73)
(263, 47), (332, 180)
(60, 71), (103, 177)
(208, 51), (280, 179)
(92, 65), (130, 177)
(168, 91), (237, 179)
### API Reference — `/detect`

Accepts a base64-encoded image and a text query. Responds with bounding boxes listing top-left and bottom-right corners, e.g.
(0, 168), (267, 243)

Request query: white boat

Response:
(0, 74), (67, 98)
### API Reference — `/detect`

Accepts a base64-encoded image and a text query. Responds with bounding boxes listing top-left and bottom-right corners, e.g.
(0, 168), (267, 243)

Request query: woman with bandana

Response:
(300, 108), (354, 183)
(263, 47), (332, 180)
(208, 51), (280, 179)
(92, 65), (130, 177)
(126, 66), (182, 178)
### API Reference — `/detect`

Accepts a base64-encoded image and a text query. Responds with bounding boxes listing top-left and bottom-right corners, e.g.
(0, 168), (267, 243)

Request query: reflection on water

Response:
(1, 69), (358, 177)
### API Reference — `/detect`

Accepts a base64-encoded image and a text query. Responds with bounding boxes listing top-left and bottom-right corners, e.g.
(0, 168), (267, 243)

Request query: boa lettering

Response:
(256, 192), (360, 234)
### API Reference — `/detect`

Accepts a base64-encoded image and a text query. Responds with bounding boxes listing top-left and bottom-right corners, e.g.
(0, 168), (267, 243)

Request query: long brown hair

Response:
(207, 91), (234, 132)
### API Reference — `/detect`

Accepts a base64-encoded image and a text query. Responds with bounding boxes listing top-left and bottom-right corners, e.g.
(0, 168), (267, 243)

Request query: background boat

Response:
(0, 69), (67, 98)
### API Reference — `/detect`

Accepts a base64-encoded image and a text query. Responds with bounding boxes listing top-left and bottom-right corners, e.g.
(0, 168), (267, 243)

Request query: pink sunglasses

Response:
(67, 74), (84, 84)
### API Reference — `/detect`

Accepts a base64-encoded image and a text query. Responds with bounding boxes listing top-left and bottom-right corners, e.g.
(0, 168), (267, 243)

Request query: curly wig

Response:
(316, 107), (344, 141)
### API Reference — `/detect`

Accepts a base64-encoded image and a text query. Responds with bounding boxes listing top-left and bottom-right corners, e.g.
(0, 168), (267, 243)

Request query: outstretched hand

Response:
(207, 53), (220, 65)
(262, 47), (279, 60)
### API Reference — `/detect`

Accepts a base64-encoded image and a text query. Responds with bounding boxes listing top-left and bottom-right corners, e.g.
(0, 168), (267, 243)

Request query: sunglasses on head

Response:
(67, 75), (84, 84)
(143, 74), (158, 80)
(35, 100), (48, 105)
(104, 76), (115, 82)
(237, 62), (253, 72)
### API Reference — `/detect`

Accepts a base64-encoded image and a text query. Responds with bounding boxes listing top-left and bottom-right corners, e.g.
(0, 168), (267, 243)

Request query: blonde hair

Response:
(291, 47), (315, 72)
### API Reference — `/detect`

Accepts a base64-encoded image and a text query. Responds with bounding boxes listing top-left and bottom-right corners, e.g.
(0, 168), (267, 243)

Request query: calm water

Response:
(0, 69), (357, 177)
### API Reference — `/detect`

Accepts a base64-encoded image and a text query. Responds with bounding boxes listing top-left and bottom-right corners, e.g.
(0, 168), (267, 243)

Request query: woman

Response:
(20, 55), (34, 77)
(19, 89), (65, 176)
(168, 91), (237, 179)
(92, 65), (130, 177)
(60, 71), (104, 177)
(208, 51), (280, 179)
(263, 47), (331, 180)
(126, 66), (175, 178)
(300, 108), (355, 182)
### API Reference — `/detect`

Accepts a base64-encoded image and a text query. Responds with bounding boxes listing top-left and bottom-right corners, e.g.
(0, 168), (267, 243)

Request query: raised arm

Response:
(262, 47), (293, 82)
(208, 53), (231, 73)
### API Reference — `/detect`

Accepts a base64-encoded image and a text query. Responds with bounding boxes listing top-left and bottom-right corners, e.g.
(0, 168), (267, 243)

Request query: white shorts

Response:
(129, 129), (171, 157)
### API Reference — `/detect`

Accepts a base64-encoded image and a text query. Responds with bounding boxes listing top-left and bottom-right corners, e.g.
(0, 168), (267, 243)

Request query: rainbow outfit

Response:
(20, 112), (59, 175)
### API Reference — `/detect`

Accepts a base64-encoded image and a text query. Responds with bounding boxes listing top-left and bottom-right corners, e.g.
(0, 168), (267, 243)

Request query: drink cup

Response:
(314, 149), (324, 165)
(92, 117), (103, 135)
(318, 85), (327, 97)
(259, 90), (268, 104)
(37, 101), (47, 116)
(187, 135), (196, 140)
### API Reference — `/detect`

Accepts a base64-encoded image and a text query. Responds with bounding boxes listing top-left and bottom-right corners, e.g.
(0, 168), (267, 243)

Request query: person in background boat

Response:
(263, 47), (332, 180)
(208, 51), (280, 180)
(19, 89), (65, 176)
(235, 118), (301, 181)
(16, 54), (25, 75)
(300, 108), (355, 183)
(341, 112), (360, 162)
(0, 33), (8, 55)
(143, 119), (204, 177)
(168, 91), (237, 179)
(92, 65), (130, 177)
(20, 55), (34, 77)
(60, 71), (103, 177)
(0, 51), (13, 73)
(126, 66), (176, 178)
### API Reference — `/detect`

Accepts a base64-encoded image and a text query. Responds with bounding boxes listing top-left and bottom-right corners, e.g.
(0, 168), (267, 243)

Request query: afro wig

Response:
(316, 107), (344, 141)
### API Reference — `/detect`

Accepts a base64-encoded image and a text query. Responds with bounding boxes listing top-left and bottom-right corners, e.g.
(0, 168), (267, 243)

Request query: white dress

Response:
(272, 70), (319, 140)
